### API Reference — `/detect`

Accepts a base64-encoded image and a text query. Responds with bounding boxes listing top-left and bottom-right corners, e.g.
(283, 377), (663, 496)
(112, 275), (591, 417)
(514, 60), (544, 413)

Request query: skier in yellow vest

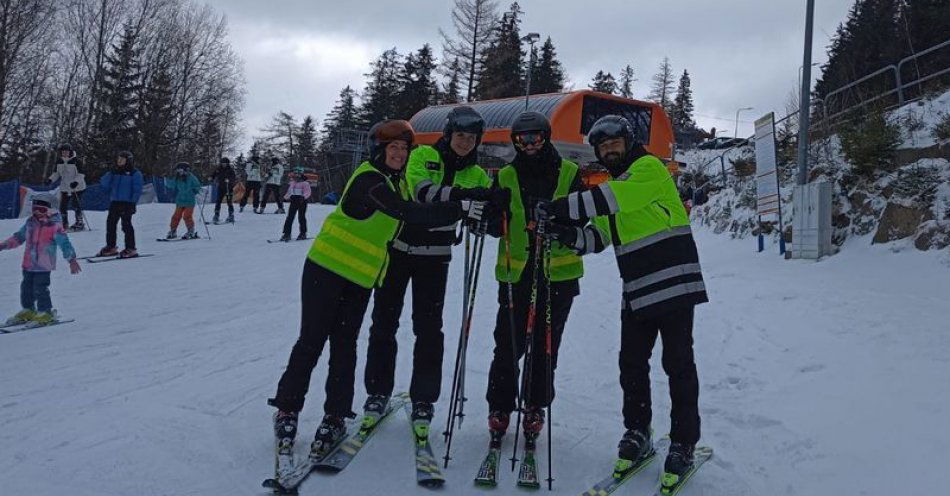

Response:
(362, 106), (507, 437)
(535, 115), (708, 492)
(267, 120), (482, 468)
(482, 111), (587, 455)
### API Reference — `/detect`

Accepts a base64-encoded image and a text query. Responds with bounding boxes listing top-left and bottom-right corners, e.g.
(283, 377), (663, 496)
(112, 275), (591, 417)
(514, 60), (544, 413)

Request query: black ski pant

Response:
(260, 184), (284, 211)
(282, 196), (308, 237)
(620, 305), (700, 445)
(486, 276), (576, 413)
(364, 249), (450, 404)
(105, 201), (136, 250)
(20, 270), (52, 313)
(272, 260), (371, 416)
(59, 191), (84, 225)
(241, 181), (261, 210)
(214, 184), (233, 215)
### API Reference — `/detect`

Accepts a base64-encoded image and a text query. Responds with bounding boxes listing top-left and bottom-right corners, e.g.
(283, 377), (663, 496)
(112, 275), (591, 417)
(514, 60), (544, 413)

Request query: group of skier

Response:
(268, 105), (708, 492)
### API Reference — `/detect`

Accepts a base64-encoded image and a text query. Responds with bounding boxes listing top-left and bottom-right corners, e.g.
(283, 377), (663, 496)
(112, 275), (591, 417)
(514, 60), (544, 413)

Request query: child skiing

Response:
(279, 167), (311, 241)
(1, 195), (81, 326)
(260, 157), (285, 214)
(48, 143), (87, 231)
(164, 162), (202, 240)
(211, 157), (237, 223)
(97, 151), (143, 258)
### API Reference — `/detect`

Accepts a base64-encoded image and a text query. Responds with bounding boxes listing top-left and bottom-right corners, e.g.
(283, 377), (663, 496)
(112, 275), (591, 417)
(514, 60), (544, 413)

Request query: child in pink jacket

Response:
(0, 196), (81, 326)
(279, 167), (312, 241)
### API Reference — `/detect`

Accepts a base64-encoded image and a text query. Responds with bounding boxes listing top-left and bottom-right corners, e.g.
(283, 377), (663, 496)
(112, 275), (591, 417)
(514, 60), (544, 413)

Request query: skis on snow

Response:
(267, 238), (312, 244)
(474, 447), (501, 486)
(0, 319), (76, 334)
(654, 446), (713, 496)
(403, 401), (445, 488)
(576, 440), (713, 496)
(81, 254), (154, 263)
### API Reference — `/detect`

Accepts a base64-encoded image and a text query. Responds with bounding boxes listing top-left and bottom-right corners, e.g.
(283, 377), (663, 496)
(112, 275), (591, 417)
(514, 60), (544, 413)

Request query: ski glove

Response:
(69, 181), (79, 189)
(534, 198), (570, 222)
(461, 200), (486, 222)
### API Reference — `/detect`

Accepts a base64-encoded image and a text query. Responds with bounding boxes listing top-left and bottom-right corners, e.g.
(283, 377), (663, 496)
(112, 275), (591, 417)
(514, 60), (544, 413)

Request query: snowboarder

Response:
(481, 111), (587, 453)
(241, 155), (263, 213)
(1, 195), (81, 326)
(267, 119), (482, 466)
(260, 157), (285, 214)
(211, 157), (236, 223)
(536, 115), (708, 491)
(97, 151), (143, 258)
(279, 167), (311, 241)
(164, 162), (202, 240)
(362, 105), (505, 438)
(48, 143), (87, 231)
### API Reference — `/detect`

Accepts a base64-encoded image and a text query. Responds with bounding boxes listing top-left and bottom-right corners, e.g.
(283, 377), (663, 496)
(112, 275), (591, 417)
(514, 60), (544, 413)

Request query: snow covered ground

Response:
(0, 204), (947, 495)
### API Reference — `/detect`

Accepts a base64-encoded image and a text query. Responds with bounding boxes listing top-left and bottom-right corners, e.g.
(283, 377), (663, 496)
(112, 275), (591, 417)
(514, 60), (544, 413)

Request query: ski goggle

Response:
(32, 205), (49, 214)
(513, 132), (545, 149)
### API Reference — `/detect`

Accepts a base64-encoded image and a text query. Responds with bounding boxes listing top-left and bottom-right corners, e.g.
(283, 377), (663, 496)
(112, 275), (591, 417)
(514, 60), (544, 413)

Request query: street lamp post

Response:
(735, 107), (753, 138)
(521, 32), (540, 110)
(797, 0), (816, 185)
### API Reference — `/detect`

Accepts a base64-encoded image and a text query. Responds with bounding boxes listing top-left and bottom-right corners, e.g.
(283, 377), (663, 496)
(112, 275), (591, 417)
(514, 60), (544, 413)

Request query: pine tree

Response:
(619, 64), (636, 98)
(443, 57), (463, 104)
(261, 111), (298, 160)
(295, 115), (318, 168)
(91, 23), (143, 171)
(440, 0), (500, 101)
(648, 57), (675, 111)
(321, 86), (360, 151)
(529, 37), (565, 94)
(136, 58), (174, 172)
(475, 2), (524, 100)
(590, 70), (618, 94)
(396, 44), (440, 119)
(670, 70), (695, 133)
(359, 48), (403, 125)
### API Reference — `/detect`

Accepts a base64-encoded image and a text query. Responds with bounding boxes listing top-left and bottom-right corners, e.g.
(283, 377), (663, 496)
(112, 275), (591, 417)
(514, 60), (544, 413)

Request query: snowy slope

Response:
(0, 204), (948, 495)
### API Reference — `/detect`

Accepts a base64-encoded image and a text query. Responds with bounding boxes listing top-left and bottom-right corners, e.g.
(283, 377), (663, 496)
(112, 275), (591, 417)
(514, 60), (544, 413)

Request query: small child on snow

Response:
(280, 167), (311, 241)
(0, 195), (81, 326)
(164, 162), (202, 240)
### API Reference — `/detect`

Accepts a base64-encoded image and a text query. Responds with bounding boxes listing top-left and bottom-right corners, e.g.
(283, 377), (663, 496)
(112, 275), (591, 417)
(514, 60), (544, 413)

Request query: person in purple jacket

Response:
(0, 195), (81, 326)
(96, 151), (143, 258)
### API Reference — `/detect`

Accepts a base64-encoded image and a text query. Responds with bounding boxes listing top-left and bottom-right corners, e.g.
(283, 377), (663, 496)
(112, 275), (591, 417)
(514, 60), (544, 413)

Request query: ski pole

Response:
(198, 184), (212, 240)
(541, 232), (555, 490)
(443, 225), (473, 463)
(455, 230), (486, 428)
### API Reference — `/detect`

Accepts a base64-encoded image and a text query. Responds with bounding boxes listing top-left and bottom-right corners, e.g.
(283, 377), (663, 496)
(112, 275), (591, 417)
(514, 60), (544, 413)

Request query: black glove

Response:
(44, 179), (52, 186)
(461, 187), (493, 201)
(461, 200), (486, 222)
(547, 222), (578, 246)
(533, 199), (554, 223)
(69, 181), (79, 189)
(488, 187), (511, 211)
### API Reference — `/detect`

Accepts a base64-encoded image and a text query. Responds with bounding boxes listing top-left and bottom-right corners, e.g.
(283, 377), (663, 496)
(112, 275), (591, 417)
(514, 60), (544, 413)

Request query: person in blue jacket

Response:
(97, 151), (143, 258)
(163, 162), (202, 240)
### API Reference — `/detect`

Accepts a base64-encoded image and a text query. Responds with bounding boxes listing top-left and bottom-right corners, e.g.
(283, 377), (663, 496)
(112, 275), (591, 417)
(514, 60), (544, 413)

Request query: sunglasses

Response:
(513, 132), (544, 148)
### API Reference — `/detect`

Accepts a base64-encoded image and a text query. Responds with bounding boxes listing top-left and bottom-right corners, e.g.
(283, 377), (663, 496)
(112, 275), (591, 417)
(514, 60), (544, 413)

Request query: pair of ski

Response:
(0, 318), (76, 334)
(577, 440), (713, 496)
(262, 393), (445, 494)
(204, 220), (234, 225)
(79, 254), (154, 264)
(266, 237), (312, 244)
(473, 436), (542, 489)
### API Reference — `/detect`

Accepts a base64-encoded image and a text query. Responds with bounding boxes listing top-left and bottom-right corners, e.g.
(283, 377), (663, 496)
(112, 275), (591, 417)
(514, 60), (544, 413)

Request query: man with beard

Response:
(535, 115), (708, 492)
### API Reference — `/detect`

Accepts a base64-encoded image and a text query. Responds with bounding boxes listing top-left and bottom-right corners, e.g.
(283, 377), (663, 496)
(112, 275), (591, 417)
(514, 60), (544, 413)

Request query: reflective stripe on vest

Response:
(308, 162), (406, 288)
(495, 160), (583, 283)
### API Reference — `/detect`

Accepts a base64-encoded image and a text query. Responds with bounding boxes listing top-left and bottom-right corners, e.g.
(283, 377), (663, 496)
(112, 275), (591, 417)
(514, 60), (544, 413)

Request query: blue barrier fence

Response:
(0, 177), (186, 219)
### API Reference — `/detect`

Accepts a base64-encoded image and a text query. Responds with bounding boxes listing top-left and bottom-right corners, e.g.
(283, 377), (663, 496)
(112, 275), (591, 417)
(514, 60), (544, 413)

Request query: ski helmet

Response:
(443, 106), (485, 142)
(510, 111), (551, 150)
(293, 166), (305, 175)
(220, 156), (230, 165)
(58, 143), (74, 153)
(271, 157), (280, 165)
(31, 194), (53, 209)
(367, 119), (414, 162)
(588, 115), (637, 161)
(174, 161), (190, 175)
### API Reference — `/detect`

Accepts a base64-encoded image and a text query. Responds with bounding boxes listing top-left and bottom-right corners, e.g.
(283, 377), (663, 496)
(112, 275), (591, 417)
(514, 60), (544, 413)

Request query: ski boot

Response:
(296, 232), (307, 241)
(183, 230), (198, 240)
(487, 410), (510, 449)
(30, 310), (58, 326)
(276, 208), (286, 214)
(239, 205), (245, 213)
(226, 213), (235, 223)
(279, 234), (292, 242)
(521, 406), (544, 448)
(410, 401), (434, 445)
(70, 221), (85, 232)
(119, 248), (138, 258)
(361, 394), (389, 430)
(212, 213), (220, 224)
(660, 442), (695, 491)
(166, 230), (178, 240)
(273, 410), (298, 452)
(97, 246), (119, 257)
(618, 428), (652, 463)
(5, 309), (35, 326)
(310, 414), (346, 461)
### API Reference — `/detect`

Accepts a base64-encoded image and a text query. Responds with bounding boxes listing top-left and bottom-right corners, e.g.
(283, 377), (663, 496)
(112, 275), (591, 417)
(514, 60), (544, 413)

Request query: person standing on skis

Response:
(48, 143), (87, 231)
(279, 167), (311, 241)
(96, 151), (143, 258)
(211, 157), (237, 223)
(361, 105), (506, 440)
(164, 162), (202, 240)
(260, 157), (285, 214)
(535, 115), (708, 491)
(241, 154), (263, 213)
(481, 111), (586, 454)
(267, 120), (484, 467)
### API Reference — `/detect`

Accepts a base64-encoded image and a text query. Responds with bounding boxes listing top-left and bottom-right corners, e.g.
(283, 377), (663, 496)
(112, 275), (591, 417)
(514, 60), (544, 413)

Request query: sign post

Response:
(754, 112), (785, 254)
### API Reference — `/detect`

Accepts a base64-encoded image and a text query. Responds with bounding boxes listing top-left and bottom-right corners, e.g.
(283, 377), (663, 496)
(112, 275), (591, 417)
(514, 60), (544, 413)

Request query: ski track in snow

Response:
(0, 204), (947, 495)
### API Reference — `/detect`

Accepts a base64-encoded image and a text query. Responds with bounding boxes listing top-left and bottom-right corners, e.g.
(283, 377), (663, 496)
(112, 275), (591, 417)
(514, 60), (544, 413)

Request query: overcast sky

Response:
(203, 0), (855, 151)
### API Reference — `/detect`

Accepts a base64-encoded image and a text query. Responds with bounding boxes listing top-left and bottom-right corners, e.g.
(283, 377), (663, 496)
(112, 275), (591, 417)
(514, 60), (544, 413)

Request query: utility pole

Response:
(796, 0), (815, 185)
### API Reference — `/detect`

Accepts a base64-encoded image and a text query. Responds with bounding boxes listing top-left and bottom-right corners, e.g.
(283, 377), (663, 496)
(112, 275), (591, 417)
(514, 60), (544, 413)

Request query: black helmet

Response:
(58, 143), (74, 153)
(271, 157), (280, 165)
(117, 150), (134, 166)
(175, 161), (190, 174)
(220, 156), (230, 165)
(588, 115), (637, 161)
(510, 111), (551, 150)
(367, 119), (414, 162)
(443, 106), (485, 140)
